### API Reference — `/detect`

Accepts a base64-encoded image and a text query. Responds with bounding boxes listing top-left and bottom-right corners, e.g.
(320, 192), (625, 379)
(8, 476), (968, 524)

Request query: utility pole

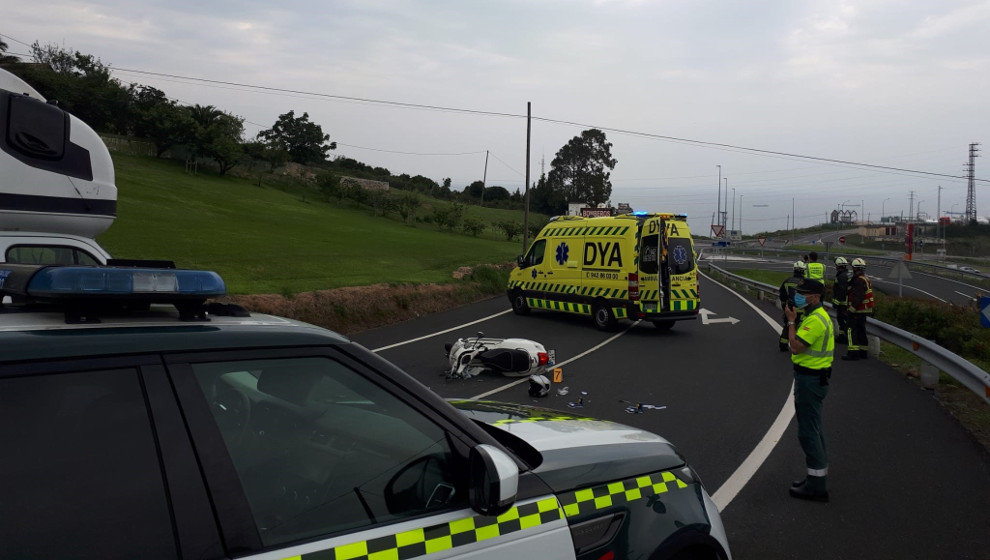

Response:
(481, 150), (488, 204)
(723, 178), (728, 230)
(965, 143), (980, 223)
(937, 185), (943, 244)
(731, 188), (736, 231)
(739, 194), (744, 236)
(908, 190), (915, 222)
(523, 102), (531, 252)
(716, 165), (722, 231)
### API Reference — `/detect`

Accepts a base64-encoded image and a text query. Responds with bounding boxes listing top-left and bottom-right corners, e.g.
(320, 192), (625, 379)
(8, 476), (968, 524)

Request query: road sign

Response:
(711, 224), (725, 238)
(838, 236), (846, 244)
(758, 236), (767, 246)
(981, 297), (990, 328)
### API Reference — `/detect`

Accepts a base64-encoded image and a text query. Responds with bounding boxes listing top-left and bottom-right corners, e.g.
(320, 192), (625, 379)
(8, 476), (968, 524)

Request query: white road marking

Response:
(699, 308), (739, 325)
(698, 270), (796, 512)
(371, 309), (512, 352)
(955, 290), (977, 301)
(870, 277), (947, 302)
(468, 321), (641, 401)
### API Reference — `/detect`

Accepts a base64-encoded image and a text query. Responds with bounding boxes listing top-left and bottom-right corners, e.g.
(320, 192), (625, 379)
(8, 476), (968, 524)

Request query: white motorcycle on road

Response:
(444, 332), (554, 379)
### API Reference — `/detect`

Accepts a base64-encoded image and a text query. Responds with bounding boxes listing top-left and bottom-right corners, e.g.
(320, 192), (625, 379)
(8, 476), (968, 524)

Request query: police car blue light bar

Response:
(26, 266), (226, 298)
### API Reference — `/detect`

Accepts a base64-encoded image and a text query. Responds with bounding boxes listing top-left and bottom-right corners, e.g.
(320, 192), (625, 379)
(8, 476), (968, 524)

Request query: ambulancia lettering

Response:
(584, 241), (622, 267)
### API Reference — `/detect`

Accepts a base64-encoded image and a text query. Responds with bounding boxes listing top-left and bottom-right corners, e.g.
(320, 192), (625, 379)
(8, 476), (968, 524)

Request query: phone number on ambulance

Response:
(585, 271), (619, 280)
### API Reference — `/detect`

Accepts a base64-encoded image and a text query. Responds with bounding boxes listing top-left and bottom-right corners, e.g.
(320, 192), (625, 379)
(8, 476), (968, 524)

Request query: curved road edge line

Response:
(468, 321), (642, 401)
(372, 309), (513, 352)
(699, 270), (796, 512)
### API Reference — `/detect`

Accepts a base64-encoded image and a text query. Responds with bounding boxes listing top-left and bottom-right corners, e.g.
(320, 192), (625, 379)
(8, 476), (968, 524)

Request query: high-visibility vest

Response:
(807, 262), (825, 281)
(792, 306), (834, 370)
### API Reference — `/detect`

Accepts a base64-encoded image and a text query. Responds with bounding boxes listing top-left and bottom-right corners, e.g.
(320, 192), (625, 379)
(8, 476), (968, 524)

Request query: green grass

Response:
(98, 154), (528, 294)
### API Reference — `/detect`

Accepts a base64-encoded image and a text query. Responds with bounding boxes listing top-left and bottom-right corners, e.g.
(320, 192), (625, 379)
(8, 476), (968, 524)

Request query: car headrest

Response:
(257, 368), (321, 406)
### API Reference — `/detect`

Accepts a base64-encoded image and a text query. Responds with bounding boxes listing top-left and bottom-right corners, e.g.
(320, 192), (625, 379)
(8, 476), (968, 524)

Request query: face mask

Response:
(794, 293), (808, 308)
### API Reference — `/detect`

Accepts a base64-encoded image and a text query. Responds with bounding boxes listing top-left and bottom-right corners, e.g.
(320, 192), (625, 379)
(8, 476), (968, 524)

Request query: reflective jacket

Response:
(849, 272), (874, 313)
(807, 261), (825, 281)
(792, 305), (834, 370)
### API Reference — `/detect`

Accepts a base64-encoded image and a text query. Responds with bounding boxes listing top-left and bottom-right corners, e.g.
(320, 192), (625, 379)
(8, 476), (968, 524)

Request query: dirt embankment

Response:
(226, 281), (500, 336)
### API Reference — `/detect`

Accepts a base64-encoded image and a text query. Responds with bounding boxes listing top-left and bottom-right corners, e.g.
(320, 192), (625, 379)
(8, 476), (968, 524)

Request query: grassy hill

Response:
(98, 154), (536, 294)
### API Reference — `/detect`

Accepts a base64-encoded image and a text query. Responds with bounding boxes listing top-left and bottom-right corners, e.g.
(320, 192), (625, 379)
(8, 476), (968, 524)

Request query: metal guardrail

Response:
(704, 261), (990, 405)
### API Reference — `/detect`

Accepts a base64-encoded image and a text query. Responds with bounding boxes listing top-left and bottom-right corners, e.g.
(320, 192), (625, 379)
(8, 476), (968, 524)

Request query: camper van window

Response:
(7, 245), (101, 266)
(523, 239), (546, 268)
(640, 234), (659, 274)
(668, 238), (695, 275)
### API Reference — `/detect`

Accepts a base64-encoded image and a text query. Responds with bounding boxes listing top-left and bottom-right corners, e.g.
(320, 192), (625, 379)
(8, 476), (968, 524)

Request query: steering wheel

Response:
(211, 381), (252, 446)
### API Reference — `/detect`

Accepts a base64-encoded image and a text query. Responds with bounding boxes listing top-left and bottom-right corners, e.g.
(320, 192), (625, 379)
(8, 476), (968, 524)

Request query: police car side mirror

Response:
(469, 444), (518, 516)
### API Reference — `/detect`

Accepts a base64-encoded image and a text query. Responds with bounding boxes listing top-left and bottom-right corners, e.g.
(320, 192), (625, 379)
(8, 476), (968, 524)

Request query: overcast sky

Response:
(4, 0), (989, 235)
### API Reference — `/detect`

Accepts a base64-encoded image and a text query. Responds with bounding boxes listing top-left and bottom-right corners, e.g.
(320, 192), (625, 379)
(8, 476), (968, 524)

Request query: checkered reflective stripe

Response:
(286, 469), (690, 560)
(669, 288), (699, 312)
(612, 307), (628, 318)
(508, 280), (627, 299)
(558, 471), (689, 518)
(291, 497), (564, 560)
(526, 298), (592, 315)
(542, 226), (631, 237)
(492, 413), (594, 426)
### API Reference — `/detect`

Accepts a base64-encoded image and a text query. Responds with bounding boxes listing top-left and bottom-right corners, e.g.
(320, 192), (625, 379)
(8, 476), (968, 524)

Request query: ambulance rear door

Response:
(638, 217), (667, 312)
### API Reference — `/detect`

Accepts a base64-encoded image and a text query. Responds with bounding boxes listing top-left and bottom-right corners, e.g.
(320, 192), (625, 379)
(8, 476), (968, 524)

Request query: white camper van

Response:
(0, 68), (115, 265)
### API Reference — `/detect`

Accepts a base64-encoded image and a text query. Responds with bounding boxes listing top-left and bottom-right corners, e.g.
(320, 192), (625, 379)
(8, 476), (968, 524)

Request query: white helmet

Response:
(793, 261), (807, 273)
(852, 258), (867, 269)
(834, 257), (849, 266)
(528, 374), (550, 397)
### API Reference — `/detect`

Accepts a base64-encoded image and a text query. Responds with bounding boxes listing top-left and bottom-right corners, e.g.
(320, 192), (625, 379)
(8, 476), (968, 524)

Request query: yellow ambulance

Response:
(507, 212), (699, 330)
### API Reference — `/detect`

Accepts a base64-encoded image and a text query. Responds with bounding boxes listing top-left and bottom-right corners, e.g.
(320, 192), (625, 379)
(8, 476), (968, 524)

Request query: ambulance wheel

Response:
(592, 303), (618, 331)
(652, 320), (675, 331)
(510, 291), (530, 315)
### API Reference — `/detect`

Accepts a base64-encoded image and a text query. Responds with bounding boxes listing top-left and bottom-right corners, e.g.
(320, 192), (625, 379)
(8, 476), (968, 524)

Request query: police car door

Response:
(639, 217), (666, 311)
(172, 351), (576, 560)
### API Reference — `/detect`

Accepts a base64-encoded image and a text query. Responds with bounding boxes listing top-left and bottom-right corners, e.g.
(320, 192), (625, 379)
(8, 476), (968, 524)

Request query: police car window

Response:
(191, 357), (468, 547)
(668, 238), (694, 275)
(0, 368), (177, 559)
(525, 239), (546, 267)
(640, 234), (659, 274)
(6, 244), (101, 265)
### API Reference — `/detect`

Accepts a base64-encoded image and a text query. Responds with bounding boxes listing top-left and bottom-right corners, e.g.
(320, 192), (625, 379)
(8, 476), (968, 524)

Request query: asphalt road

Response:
(713, 256), (986, 306)
(350, 275), (990, 559)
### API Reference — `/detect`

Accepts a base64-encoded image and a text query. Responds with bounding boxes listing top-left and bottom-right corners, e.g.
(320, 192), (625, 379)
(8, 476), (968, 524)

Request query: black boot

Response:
(859, 349), (869, 359)
(779, 342), (788, 352)
(789, 484), (829, 502)
(840, 353), (859, 361)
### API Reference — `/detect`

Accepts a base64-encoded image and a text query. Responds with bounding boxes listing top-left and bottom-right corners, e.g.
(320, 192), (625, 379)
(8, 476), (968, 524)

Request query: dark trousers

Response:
(834, 304), (848, 341)
(794, 368), (829, 490)
(848, 312), (868, 353)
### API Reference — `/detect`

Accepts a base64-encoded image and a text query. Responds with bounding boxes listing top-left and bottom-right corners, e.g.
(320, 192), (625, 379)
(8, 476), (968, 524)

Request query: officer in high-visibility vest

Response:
(832, 257), (851, 344)
(807, 251), (825, 281)
(842, 258), (874, 361)
(778, 261), (807, 351)
(783, 278), (834, 502)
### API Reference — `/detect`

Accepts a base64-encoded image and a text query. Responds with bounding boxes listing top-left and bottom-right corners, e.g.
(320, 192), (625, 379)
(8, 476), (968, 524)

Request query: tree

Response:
(188, 105), (245, 175)
(21, 42), (133, 133)
(0, 38), (19, 64)
(258, 110), (335, 164)
(463, 180), (485, 199)
(483, 186), (510, 202)
(547, 128), (617, 207)
(129, 85), (196, 157)
(531, 172), (567, 215)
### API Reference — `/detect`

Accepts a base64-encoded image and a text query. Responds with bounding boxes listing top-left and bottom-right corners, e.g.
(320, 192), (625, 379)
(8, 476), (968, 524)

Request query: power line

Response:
(336, 143), (484, 157)
(4, 54), (985, 184)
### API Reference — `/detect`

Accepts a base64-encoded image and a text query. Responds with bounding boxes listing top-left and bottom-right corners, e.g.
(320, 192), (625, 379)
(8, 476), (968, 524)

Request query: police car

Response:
(0, 262), (730, 560)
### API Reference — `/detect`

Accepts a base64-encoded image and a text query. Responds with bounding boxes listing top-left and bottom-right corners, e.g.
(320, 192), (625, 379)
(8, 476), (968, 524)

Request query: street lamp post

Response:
(731, 188), (736, 232)
(881, 197), (891, 252)
(723, 178), (728, 230)
(917, 200), (924, 221)
(716, 165), (722, 232)
(739, 194), (744, 237)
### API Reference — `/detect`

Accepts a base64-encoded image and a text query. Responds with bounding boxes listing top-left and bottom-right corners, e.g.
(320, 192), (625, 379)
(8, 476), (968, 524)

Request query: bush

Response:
(496, 221), (522, 241)
(462, 217), (486, 237)
(466, 265), (509, 294)
(433, 203), (465, 231)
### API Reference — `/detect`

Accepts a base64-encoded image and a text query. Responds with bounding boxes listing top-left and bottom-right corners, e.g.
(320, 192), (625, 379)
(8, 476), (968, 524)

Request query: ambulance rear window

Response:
(640, 234), (659, 274)
(668, 238), (694, 274)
